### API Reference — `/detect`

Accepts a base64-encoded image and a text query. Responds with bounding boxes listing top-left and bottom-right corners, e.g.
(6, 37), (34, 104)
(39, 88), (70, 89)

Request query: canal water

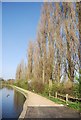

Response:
(0, 85), (26, 119)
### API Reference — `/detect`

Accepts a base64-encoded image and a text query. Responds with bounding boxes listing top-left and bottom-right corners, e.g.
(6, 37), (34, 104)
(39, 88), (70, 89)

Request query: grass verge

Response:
(38, 93), (80, 112)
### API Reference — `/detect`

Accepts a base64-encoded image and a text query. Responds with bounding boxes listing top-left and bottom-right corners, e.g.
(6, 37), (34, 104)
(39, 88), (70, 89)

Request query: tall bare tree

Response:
(27, 41), (34, 80)
(60, 3), (79, 83)
(76, 2), (81, 98)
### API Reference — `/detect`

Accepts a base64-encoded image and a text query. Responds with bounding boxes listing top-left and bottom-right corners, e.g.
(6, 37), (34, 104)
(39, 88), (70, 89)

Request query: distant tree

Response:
(16, 64), (21, 80)
(16, 59), (25, 80)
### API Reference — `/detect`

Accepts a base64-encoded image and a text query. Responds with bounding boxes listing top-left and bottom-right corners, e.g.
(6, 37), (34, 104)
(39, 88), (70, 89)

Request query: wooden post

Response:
(55, 92), (57, 98)
(49, 79), (52, 97)
(66, 94), (68, 105)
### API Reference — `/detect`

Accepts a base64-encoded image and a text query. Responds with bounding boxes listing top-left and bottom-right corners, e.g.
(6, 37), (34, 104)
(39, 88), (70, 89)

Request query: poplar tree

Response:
(27, 41), (34, 80)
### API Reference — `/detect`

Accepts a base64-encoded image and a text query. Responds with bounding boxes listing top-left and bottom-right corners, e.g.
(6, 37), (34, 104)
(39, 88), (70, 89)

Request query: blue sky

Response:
(2, 2), (42, 80)
(0, 2), (2, 79)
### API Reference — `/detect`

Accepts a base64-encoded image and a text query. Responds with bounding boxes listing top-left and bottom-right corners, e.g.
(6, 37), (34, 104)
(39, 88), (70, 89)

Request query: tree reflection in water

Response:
(14, 89), (26, 112)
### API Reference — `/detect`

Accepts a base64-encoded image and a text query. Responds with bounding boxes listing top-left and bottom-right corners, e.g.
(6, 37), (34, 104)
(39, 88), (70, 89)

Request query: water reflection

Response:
(0, 85), (13, 90)
(2, 86), (26, 118)
(14, 89), (25, 112)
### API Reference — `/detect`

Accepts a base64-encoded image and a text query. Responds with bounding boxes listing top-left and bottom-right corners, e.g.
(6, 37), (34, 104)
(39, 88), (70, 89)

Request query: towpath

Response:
(24, 90), (80, 118)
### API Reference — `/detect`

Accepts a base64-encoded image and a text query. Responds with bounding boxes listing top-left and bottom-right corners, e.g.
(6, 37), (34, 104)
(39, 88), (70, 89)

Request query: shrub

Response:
(49, 83), (65, 96)
(14, 80), (28, 90)
(43, 84), (49, 96)
(73, 84), (80, 97)
(31, 81), (45, 94)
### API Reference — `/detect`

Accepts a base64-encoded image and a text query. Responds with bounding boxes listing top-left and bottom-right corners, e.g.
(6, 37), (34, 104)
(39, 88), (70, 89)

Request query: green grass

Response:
(48, 96), (66, 105)
(14, 80), (28, 90)
(67, 101), (80, 111)
(39, 93), (66, 105)
(38, 93), (80, 112)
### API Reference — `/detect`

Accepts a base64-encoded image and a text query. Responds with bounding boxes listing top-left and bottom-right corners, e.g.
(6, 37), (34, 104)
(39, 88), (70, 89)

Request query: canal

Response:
(0, 85), (26, 119)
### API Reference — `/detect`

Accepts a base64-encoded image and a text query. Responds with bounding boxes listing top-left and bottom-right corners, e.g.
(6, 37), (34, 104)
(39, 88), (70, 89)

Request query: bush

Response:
(49, 83), (65, 96)
(73, 84), (80, 97)
(14, 79), (28, 90)
(43, 84), (49, 96)
(31, 81), (45, 94)
(49, 82), (80, 97)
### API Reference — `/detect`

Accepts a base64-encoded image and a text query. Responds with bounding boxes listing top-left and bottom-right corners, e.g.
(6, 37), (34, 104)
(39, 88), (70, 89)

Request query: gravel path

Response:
(26, 91), (63, 107)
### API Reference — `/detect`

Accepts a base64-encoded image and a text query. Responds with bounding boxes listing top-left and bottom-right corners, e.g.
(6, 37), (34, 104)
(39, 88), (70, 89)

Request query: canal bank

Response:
(10, 85), (28, 119)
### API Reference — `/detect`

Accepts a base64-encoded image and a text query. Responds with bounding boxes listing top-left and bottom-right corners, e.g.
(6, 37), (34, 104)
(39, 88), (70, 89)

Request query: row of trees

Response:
(15, 2), (81, 95)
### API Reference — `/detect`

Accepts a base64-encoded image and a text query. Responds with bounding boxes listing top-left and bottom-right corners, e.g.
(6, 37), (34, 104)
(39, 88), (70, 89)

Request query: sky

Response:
(0, 2), (2, 79)
(2, 2), (42, 80)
